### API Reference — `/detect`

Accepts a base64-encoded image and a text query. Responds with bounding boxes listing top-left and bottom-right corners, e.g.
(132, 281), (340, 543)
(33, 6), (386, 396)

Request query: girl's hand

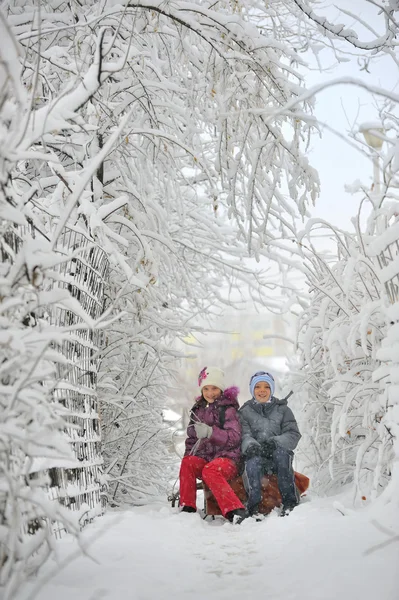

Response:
(194, 423), (212, 439)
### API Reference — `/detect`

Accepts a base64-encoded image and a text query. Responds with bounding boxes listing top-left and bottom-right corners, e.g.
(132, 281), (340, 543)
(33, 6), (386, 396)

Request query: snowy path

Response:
(18, 495), (398, 600)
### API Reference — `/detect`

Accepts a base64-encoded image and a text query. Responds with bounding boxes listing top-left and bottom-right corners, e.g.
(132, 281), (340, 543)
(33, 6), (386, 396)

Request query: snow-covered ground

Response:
(17, 493), (398, 600)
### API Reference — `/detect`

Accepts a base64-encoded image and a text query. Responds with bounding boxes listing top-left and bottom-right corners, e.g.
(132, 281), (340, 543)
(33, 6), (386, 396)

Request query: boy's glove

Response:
(245, 444), (261, 459)
(194, 422), (212, 439)
(260, 439), (276, 459)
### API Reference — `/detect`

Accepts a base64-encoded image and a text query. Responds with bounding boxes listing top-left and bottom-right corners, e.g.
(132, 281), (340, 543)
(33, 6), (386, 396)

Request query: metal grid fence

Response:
(1, 223), (108, 537)
(49, 227), (109, 535)
(376, 240), (399, 304)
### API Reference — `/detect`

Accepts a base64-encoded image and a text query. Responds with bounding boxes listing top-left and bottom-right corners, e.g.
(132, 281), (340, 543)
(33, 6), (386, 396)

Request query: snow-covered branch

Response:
(292, 0), (398, 50)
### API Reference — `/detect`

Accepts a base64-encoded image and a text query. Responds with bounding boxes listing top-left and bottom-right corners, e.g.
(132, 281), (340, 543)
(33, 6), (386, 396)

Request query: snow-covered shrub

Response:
(290, 221), (391, 502)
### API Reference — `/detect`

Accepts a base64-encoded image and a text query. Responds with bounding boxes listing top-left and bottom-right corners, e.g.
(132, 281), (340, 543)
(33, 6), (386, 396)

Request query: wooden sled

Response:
(204, 471), (310, 516)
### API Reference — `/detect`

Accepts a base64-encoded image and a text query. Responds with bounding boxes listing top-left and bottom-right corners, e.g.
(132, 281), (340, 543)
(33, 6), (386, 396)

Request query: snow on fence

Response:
(49, 227), (109, 535)
(375, 237), (399, 304)
(3, 225), (108, 536)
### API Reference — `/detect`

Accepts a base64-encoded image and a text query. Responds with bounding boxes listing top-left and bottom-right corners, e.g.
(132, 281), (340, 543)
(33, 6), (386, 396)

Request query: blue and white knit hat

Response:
(249, 371), (275, 398)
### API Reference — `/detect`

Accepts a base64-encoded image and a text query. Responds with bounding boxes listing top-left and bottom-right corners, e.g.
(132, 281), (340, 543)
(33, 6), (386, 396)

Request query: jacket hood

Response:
(195, 386), (240, 409)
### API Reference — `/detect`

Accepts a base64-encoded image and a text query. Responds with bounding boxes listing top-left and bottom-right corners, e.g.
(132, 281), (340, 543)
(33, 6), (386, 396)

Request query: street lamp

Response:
(359, 122), (385, 195)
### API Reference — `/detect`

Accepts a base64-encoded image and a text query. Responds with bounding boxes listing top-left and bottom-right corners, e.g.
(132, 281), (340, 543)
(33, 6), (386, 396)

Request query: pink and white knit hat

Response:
(198, 366), (225, 392)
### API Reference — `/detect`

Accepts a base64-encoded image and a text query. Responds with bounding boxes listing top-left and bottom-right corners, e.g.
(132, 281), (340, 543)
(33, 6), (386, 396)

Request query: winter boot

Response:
(181, 506), (196, 513)
(250, 511), (265, 522)
(280, 502), (298, 517)
(225, 508), (249, 524)
(248, 503), (262, 519)
(247, 502), (259, 514)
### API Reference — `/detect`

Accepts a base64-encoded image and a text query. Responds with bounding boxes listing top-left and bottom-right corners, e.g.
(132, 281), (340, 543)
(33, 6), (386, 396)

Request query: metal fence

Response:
(2, 223), (108, 536)
(49, 227), (109, 534)
(376, 240), (399, 304)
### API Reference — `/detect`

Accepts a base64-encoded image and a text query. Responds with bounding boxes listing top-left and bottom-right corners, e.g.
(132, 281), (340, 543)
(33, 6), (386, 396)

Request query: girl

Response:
(179, 366), (247, 523)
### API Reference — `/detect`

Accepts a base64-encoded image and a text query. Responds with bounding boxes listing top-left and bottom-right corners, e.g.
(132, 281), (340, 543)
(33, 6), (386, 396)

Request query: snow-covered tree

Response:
(10, 0), (399, 572)
(63, 0), (322, 504)
(0, 16), (91, 598)
(283, 1), (399, 506)
(2, 0), (326, 533)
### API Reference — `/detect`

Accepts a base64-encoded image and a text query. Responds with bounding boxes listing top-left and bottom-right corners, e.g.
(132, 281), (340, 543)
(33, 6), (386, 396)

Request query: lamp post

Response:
(359, 122), (384, 196)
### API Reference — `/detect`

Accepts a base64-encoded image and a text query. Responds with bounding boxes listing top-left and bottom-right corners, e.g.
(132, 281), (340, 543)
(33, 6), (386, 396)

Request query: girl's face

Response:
(254, 381), (271, 403)
(202, 385), (222, 403)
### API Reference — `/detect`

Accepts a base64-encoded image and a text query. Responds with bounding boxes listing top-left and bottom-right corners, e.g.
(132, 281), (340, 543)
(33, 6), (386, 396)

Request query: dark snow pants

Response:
(242, 445), (299, 513)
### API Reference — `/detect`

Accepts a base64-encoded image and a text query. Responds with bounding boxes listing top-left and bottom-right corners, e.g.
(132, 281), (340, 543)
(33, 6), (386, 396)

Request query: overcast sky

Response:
(305, 0), (397, 231)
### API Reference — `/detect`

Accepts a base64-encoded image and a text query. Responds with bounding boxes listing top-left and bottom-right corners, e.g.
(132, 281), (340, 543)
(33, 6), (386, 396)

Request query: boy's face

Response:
(254, 381), (271, 403)
(202, 385), (222, 403)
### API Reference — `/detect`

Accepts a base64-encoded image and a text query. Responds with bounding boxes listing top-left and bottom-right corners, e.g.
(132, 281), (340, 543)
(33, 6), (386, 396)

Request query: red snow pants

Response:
(179, 455), (245, 517)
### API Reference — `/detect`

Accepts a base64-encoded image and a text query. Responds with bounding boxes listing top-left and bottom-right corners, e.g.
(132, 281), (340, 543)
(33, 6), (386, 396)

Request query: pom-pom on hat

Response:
(198, 366), (225, 392)
(249, 371), (275, 398)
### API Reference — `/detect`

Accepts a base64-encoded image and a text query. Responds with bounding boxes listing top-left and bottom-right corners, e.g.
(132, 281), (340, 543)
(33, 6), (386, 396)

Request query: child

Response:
(239, 370), (301, 517)
(179, 366), (247, 523)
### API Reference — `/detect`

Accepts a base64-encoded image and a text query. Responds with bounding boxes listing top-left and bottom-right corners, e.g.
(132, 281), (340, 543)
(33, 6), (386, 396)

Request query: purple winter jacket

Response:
(184, 387), (241, 464)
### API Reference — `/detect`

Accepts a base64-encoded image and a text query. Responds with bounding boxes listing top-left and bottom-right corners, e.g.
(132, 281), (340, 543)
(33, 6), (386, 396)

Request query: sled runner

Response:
(203, 471), (310, 517)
